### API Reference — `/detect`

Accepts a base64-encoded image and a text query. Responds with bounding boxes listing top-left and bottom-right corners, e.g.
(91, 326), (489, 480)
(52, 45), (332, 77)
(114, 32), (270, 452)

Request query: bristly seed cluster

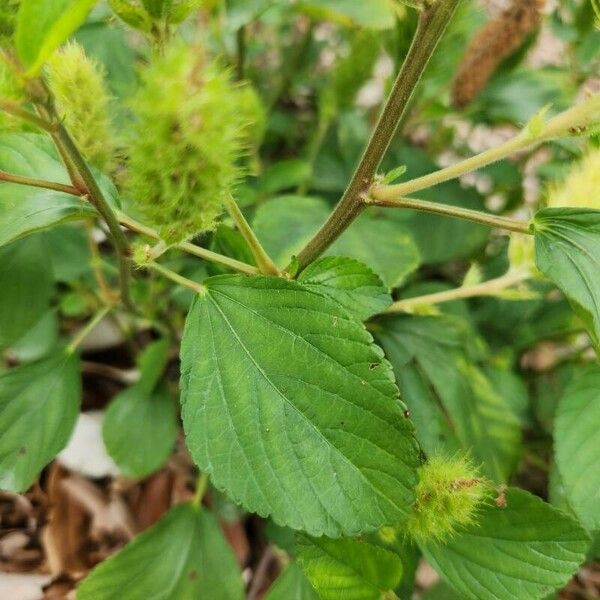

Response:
(125, 42), (261, 244)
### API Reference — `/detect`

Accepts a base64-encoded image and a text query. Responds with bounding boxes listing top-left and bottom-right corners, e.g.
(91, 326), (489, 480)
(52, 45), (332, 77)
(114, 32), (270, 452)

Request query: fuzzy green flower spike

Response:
(407, 454), (487, 544)
(46, 42), (116, 171)
(125, 43), (255, 244)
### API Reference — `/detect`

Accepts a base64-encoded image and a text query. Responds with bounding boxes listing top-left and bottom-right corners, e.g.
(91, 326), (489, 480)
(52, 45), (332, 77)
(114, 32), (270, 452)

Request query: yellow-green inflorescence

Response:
(547, 147), (600, 210)
(125, 42), (260, 244)
(406, 454), (487, 544)
(46, 42), (116, 171)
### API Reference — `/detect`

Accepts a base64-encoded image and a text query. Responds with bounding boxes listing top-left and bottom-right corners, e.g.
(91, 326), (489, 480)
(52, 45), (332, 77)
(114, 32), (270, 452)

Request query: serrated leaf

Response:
(15, 0), (98, 74)
(180, 275), (419, 537)
(77, 503), (244, 600)
(422, 488), (589, 600)
(252, 196), (420, 287)
(0, 236), (54, 347)
(298, 256), (391, 320)
(266, 563), (319, 600)
(102, 382), (177, 479)
(296, 534), (403, 600)
(376, 315), (521, 482)
(555, 366), (600, 531)
(533, 207), (600, 352)
(0, 350), (80, 492)
(0, 134), (119, 248)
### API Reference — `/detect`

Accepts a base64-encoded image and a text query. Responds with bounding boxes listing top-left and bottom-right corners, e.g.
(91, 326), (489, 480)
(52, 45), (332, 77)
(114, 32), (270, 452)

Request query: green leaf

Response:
(533, 207), (600, 352)
(180, 275), (419, 537)
(376, 316), (521, 482)
(9, 309), (59, 363)
(15, 0), (98, 74)
(422, 488), (589, 600)
(555, 366), (600, 531)
(0, 134), (98, 248)
(266, 563), (319, 600)
(298, 256), (391, 320)
(103, 382), (177, 479)
(297, 0), (397, 29)
(259, 159), (312, 195)
(137, 338), (170, 393)
(252, 196), (420, 287)
(0, 350), (80, 492)
(0, 236), (54, 347)
(296, 535), (403, 600)
(77, 503), (244, 600)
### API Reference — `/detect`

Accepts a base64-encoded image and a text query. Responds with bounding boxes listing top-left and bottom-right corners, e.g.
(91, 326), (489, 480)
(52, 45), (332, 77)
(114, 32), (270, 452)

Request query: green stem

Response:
(223, 194), (279, 275)
(52, 122), (134, 310)
(0, 169), (80, 195)
(384, 269), (531, 314)
(291, 0), (461, 273)
(118, 212), (260, 276)
(371, 134), (532, 202)
(192, 472), (209, 508)
(67, 305), (113, 353)
(145, 261), (206, 295)
(369, 195), (531, 234)
(0, 98), (55, 131)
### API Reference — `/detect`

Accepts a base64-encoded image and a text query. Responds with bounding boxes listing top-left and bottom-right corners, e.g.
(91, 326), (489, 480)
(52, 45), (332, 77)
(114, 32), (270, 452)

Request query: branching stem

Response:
(67, 305), (113, 353)
(145, 261), (207, 295)
(290, 0), (461, 273)
(368, 196), (531, 234)
(0, 169), (80, 195)
(384, 269), (531, 314)
(118, 212), (260, 276)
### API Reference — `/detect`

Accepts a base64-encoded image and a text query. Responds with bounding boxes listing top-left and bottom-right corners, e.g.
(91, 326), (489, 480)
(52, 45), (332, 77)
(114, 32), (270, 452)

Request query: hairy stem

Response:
(118, 212), (260, 276)
(291, 0), (461, 273)
(223, 194), (279, 275)
(0, 169), (80, 195)
(145, 261), (206, 294)
(0, 98), (55, 131)
(369, 195), (531, 234)
(384, 269), (531, 314)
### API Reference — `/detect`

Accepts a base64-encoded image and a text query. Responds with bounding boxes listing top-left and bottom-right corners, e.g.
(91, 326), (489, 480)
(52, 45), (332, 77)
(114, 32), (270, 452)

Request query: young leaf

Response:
(265, 563), (319, 600)
(533, 208), (600, 352)
(296, 534), (403, 600)
(15, 0), (98, 74)
(298, 256), (392, 320)
(102, 382), (177, 479)
(0, 350), (80, 492)
(555, 366), (600, 531)
(0, 236), (54, 347)
(180, 275), (420, 537)
(77, 503), (244, 600)
(422, 488), (590, 600)
(252, 196), (420, 287)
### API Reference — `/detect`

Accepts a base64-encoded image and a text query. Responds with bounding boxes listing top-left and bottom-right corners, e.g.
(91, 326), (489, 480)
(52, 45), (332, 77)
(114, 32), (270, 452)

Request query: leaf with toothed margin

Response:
(533, 207), (600, 354)
(298, 256), (392, 320)
(179, 274), (420, 537)
(422, 488), (590, 600)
